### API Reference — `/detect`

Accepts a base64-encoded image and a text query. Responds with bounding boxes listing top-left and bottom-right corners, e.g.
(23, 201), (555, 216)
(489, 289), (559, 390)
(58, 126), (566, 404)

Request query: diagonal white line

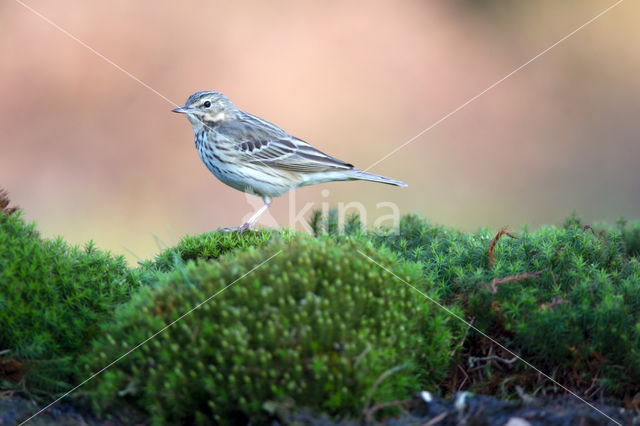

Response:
(18, 250), (283, 425)
(364, 0), (625, 172)
(357, 250), (622, 426)
(13, 0), (180, 107)
(13, 0), (289, 210)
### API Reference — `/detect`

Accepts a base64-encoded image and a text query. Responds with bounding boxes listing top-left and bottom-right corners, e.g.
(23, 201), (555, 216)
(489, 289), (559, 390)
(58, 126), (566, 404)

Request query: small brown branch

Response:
(363, 399), (410, 423)
(0, 357), (24, 383)
(584, 376), (602, 399)
(488, 227), (518, 268)
(362, 364), (410, 421)
(515, 385), (538, 405)
(422, 411), (448, 426)
(0, 189), (18, 215)
(456, 364), (469, 390)
(468, 355), (518, 369)
(625, 392), (640, 411)
(450, 318), (474, 357)
(539, 296), (567, 311)
(487, 270), (544, 294)
(582, 224), (607, 238)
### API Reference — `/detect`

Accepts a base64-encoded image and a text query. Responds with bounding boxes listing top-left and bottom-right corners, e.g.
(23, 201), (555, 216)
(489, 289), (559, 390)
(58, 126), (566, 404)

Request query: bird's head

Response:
(172, 90), (235, 131)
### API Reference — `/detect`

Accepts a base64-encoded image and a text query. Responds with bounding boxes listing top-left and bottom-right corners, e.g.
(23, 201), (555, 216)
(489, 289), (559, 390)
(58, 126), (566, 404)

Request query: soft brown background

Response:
(1, 0), (638, 263)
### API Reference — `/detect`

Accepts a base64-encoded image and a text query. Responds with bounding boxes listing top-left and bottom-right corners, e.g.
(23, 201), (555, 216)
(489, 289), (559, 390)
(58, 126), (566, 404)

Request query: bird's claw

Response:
(216, 223), (252, 233)
(216, 226), (239, 233)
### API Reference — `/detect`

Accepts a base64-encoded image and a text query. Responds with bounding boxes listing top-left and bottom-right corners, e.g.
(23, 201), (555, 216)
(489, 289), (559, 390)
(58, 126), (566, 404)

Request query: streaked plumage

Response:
(172, 90), (407, 231)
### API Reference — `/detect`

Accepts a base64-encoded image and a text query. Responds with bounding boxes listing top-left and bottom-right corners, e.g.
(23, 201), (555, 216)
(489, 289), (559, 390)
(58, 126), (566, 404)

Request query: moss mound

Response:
(355, 214), (640, 399)
(82, 236), (456, 424)
(0, 210), (139, 395)
(4, 194), (638, 421)
(140, 229), (286, 273)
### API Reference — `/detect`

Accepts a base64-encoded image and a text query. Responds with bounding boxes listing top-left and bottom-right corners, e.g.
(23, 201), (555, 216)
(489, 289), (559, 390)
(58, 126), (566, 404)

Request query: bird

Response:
(172, 90), (407, 231)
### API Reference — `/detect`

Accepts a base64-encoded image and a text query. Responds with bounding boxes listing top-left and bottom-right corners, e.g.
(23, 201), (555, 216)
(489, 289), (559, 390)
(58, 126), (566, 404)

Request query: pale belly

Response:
(197, 148), (295, 198)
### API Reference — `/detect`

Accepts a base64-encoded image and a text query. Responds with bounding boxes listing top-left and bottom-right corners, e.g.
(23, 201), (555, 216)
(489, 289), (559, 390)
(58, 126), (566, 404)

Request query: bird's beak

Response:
(171, 106), (196, 114)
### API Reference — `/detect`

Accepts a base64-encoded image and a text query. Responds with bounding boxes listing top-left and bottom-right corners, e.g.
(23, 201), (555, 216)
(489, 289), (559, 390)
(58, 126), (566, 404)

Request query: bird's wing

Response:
(245, 137), (354, 172)
(216, 115), (354, 173)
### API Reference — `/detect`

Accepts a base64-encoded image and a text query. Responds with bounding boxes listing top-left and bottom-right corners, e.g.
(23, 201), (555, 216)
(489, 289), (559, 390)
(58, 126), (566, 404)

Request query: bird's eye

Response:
(203, 101), (211, 108)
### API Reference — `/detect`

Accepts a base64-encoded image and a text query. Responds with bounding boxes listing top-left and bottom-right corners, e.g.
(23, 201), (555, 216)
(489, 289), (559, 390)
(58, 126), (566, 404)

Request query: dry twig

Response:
(0, 189), (18, 215)
(363, 399), (410, 424)
(487, 270), (544, 294)
(421, 411), (448, 426)
(488, 227), (518, 267)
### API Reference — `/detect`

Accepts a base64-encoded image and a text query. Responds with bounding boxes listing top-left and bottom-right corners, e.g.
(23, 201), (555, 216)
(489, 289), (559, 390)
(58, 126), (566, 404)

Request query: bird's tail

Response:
(349, 170), (408, 187)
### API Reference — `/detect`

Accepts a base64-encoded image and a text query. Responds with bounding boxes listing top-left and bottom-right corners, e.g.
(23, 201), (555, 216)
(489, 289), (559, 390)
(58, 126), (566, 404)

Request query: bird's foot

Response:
(215, 223), (253, 233)
(238, 222), (253, 233)
(216, 226), (240, 233)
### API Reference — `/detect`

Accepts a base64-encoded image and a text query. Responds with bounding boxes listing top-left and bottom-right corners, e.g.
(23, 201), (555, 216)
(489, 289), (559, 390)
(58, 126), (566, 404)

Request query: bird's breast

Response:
(194, 130), (210, 150)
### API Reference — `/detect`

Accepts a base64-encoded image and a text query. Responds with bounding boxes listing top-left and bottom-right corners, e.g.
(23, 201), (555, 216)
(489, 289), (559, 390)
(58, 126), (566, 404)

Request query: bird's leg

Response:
(238, 196), (271, 232)
(217, 196), (271, 233)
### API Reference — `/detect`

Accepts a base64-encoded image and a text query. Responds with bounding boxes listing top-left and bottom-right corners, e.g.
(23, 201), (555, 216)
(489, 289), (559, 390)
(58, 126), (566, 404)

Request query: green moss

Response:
(562, 212), (640, 258)
(349, 213), (640, 398)
(0, 211), (139, 395)
(618, 219), (640, 258)
(5, 198), (638, 418)
(139, 229), (290, 273)
(82, 236), (456, 424)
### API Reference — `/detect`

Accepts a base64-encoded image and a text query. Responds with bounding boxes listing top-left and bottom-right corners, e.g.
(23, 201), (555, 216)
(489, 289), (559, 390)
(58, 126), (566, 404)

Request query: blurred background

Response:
(1, 0), (638, 264)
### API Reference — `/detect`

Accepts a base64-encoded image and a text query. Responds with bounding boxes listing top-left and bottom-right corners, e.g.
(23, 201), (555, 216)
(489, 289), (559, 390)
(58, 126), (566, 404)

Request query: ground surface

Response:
(2, 392), (637, 425)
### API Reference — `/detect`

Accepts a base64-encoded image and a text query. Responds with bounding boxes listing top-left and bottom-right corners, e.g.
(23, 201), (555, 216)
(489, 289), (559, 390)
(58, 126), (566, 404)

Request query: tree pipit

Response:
(173, 91), (407, 231)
